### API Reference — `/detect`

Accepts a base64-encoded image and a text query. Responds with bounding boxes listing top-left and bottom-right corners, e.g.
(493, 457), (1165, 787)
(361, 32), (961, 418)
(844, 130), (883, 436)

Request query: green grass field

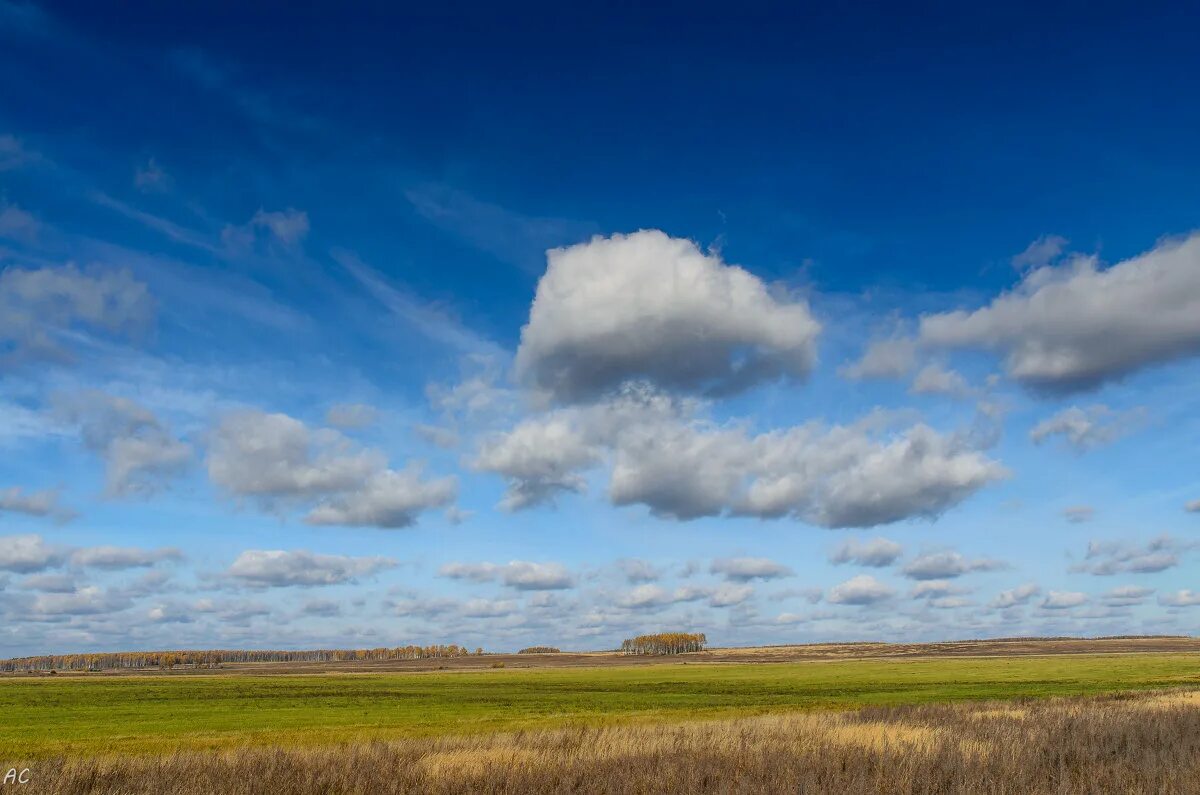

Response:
(4, 653), (1199, 760)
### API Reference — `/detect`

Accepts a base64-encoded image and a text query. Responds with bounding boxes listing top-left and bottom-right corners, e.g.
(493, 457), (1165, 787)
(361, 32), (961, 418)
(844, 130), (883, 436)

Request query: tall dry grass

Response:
(21, 689), (1200, 794)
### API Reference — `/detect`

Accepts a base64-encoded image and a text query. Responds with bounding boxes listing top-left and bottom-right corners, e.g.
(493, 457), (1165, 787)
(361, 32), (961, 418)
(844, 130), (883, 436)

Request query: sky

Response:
(1, 1), (1199, 657)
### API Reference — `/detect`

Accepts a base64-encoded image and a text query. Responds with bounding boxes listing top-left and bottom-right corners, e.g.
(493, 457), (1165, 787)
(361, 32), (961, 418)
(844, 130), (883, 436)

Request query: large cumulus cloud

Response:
(515, 230), (820, 402)
(919, 232), (1200, 393)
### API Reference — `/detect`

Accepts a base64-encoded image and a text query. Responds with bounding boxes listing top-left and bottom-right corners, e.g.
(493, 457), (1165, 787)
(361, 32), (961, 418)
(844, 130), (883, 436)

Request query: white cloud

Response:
(708, 583), (753, 607)
(1071, 535), (1187, 576)
(616, 584), (672, 609)
(473, 413), (599, 510)
(830, 537), (903, 568)
(304, 466), (456, 529)
(1158, 590), (1200, 607)
(710, 557), (792, 582)
(0, 487), (73, 522)
(438, 561), (575, 590)
(840, 337), (917, 381)
(902, 551), (1005, 580)
(1029, 405), (1142, 451)
(56, 391), (191, 496)
(209, 410), (453, 527)
(476, 392), (1006, 526)
(616, 558), (661, 583)
(515, 230), (820, 402)
(909, 363), (971, 398)
(0, 534), (68, 573)
(1185, 500), (1200, 513)
(919, 233), (1200, 392)
(0, 264), (153, 366)
(1041, 591), (1088, 610)
(990, 582), (1040, 609)
(31, 586), (131, 617)
(827, 575), (895, 605)
(227, 549), (395, 587)
(1102, 585), (1154, 606)
(209, 410), (380, 499)
(69, 545), (182, 570)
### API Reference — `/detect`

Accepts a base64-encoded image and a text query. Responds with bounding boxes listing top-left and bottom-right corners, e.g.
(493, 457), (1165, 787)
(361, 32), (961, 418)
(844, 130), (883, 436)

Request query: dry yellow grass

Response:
(19, 688), (1200, 793)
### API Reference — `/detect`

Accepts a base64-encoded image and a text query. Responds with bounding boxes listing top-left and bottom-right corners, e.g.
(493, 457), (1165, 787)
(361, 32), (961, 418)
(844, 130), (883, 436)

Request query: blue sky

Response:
(1, 1), (1199, 656)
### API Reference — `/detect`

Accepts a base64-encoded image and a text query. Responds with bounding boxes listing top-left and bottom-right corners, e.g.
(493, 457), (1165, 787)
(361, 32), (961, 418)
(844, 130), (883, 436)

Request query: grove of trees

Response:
(620, 632), (707, 655)
(517, 646), (561, 654)
(0, 644), (480, 672)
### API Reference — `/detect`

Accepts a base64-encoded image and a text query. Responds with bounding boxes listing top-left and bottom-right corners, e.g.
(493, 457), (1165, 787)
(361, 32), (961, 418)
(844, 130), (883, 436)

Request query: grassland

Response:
(20, 690), (1200, 794)
(4, 650), (1199, 761)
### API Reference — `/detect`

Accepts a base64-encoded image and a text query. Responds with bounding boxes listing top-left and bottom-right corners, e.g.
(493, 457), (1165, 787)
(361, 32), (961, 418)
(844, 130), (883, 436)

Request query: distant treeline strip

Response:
(620, 632), (707, 655)
(518, 647), (561, 654)
(0, 644), (481, 672)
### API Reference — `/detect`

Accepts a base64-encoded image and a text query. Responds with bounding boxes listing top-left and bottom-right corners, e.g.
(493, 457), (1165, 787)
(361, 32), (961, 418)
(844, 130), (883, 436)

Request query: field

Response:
(4, 638), (1200, 793)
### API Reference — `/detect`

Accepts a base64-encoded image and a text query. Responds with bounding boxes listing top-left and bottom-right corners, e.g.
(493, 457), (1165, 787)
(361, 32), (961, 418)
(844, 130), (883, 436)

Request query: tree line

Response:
(0, 644), (481, 672)
(620, 632), (707, 655)
(517, 646), (561, 654)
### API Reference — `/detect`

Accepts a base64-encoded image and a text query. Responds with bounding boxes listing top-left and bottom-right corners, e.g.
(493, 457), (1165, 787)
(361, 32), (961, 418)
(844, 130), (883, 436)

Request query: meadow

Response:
(4, 651), (1199, 762)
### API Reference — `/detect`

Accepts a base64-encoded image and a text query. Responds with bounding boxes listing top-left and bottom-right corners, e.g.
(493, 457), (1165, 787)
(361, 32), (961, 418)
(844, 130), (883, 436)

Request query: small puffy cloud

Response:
(1, 264), (153, 366)
(616, 558), (661, 583)
(830, 537), (903, 568)
(0, 486), (74, 522)
(70, 545), (182, 570)
(710, 557), (792, 582)
(708, 583), (753, 607)
(324, 403), (378, 429)
(227, 549), (395, 587)
(1062, 506), (1094, 524)
(1103, 585), (1154, 606)
(56, 391), (191, 496)
(616, 584), (673, 609)
(209, 410), (380, 500)
(515, 230), (820, 402)
(991, 582), (1040, 609)
(473, 414), (599, 510)
(919, 233), (1200, 393)
(827, 574), (895, 605)
(1158, 590), (1200, 607)
(902, 551), (1005, 580)
(910, 364), (971, 398)
(1041, 591), (1088, 610)
(1071, 535), (1187, 576)
(413, 423), (459, 449)
(304, 466), (456, 529)
(0, 534), (69, 573)
(438, 561), (575, 590)
(840, 337), (917, 381)
(1185, 500), (1200, 513)
(209, 410), (453, 527)
(1029, 405), (1142, 452)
